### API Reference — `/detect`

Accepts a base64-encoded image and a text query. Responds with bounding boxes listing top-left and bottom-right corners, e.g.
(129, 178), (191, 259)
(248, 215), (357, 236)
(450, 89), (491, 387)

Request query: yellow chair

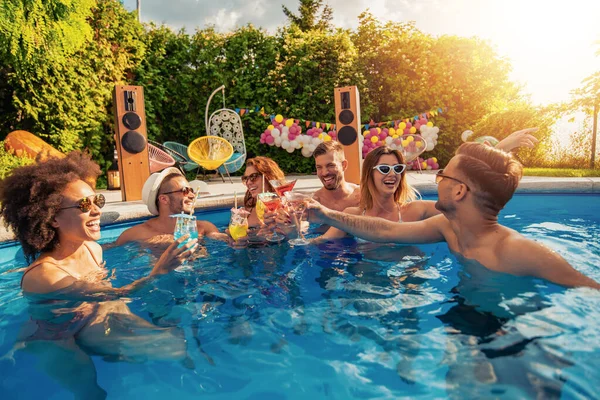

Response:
(187, 136), (234, 171)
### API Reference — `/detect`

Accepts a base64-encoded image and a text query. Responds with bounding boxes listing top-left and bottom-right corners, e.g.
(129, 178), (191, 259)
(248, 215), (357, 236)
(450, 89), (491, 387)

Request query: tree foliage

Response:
(282, 0), (333, 32)
(0, 0), (573, 179)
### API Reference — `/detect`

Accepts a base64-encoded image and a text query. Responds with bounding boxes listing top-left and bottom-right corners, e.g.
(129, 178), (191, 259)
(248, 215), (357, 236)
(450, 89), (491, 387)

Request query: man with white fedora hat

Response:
(116, 167), (223, 245)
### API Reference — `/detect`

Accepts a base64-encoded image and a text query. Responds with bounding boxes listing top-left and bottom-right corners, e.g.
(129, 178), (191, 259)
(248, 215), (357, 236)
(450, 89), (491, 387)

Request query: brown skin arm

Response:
(500, 235), (600, 289)
(308, 200), (446, 244)
(22, 236), (199, 298)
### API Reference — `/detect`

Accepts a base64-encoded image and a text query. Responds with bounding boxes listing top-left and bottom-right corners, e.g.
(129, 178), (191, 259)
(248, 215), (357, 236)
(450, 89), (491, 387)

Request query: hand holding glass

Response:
(257, 192), (284, 241)
(172, 214), (198, 243)
(229, 208), (249, 241)
(284, 192), (310, 246)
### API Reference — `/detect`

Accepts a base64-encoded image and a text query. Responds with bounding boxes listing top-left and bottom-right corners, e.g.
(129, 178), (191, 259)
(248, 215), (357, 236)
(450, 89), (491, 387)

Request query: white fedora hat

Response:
(141, 167), (183, 216)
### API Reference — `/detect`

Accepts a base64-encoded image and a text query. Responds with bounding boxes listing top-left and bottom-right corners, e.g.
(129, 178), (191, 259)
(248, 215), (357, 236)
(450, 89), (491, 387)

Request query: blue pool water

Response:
(1, 194), (599, 399)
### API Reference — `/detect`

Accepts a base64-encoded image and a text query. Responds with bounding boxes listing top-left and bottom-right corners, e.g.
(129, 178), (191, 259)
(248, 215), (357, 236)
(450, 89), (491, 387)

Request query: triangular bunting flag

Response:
(240, 109), (246, 116)
(235, 108), (240, 114)
(305, 121), (310, 128)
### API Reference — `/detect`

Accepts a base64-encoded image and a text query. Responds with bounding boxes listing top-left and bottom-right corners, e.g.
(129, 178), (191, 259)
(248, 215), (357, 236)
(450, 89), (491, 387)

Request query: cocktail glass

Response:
(257, 192), (284, 242)
(284, 191), (310, 246)
(229, 208), (250, 241)
(269, 179), (297, 197)
(172, 213), (198, 244)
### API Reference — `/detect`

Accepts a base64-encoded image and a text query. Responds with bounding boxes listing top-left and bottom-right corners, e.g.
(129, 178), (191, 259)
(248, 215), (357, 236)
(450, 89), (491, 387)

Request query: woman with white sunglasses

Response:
(318, 146), (440, 240)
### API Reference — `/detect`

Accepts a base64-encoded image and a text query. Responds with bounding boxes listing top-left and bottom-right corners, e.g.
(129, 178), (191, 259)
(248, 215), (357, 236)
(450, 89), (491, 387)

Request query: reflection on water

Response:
(0, 195), (600, 399)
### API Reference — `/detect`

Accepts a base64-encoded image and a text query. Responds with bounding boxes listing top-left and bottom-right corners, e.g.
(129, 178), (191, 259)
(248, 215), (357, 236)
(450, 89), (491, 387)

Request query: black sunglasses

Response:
(161, 187), (195, 196)
(59, 194), (106, 213)
(241, 172), (262, 184)
(435, 169), (470, 191)
(372, 164), (406, 175)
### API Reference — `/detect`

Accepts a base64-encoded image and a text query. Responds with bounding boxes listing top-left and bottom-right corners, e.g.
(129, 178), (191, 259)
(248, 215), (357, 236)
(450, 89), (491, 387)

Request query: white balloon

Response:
(271, 128), (281, 138)
(432, 127), (439, 135)
(426, 142), (434, 151)
(293, 140), (301, 149)
(274, 137), (282, 146)
(282, 140), (291, 149)
(280, 131), (288, 140)
(461, 130), (473, 142)
(385, 136), (393, 145)
(302, 147), (312, 157)
(286, 146), (294, 153)
(420, 126), (430, 135)
(313, 137), (323, 145)
(282, 126), (289, 135)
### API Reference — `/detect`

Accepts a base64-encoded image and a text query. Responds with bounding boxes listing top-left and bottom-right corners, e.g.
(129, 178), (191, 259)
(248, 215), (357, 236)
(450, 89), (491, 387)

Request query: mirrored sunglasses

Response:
(59, 194), (106, 213)
(373, 164), (406, 175)
(161, 187), (195, 196)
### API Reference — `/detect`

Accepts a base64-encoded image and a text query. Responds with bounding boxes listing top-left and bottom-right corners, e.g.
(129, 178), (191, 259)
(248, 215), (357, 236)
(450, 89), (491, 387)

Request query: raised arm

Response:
(504, 236), (600, 289)
(495, 127), (539, 152)
(307, 200), (446, 244)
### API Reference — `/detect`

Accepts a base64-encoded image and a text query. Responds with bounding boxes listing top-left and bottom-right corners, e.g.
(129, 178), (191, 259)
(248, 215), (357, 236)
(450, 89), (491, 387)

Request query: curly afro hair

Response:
(0, 151), (102, 263)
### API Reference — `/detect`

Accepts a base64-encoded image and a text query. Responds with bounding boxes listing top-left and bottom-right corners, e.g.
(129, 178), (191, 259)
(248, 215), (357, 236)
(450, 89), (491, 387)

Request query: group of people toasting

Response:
(0, 126), (598, 398)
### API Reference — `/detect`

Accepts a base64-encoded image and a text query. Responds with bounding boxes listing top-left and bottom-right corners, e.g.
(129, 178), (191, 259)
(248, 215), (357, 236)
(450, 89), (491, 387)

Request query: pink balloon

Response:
(404, 128), (411, 135)
(380, 131), (388, 139)
(365, 133), (372, 140)
(260, 138), (265, 144)
(406, 122), (412, 129)
(433, 162), (439, 169)
(265, 135), (274, 144)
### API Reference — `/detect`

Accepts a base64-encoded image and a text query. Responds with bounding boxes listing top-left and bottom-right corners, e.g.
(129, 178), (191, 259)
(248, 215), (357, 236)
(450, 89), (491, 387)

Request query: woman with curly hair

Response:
(0, 151), (198, 399)
(240, 156), (286, 228)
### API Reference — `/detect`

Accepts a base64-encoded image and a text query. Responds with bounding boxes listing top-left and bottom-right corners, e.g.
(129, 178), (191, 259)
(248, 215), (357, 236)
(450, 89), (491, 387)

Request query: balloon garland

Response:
(261, 114), (441, 170)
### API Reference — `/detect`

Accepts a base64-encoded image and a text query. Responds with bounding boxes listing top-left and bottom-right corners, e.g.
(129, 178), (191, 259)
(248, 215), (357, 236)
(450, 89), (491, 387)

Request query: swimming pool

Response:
(1, 194), (599, 399)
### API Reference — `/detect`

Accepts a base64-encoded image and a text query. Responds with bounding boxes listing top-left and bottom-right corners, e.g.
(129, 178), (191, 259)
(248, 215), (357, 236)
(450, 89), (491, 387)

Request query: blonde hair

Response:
(360, 146), (418, 210)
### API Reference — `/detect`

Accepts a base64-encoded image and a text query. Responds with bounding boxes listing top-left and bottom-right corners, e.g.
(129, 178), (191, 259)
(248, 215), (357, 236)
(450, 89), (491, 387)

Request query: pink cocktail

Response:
(270, 179), (297, 197)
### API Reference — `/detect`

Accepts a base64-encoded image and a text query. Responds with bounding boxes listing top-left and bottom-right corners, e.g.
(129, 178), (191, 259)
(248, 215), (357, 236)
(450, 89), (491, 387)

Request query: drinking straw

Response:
(262, 174), (265, 193)
(189, 190), (200, 216)
(234, 191), (237, 209)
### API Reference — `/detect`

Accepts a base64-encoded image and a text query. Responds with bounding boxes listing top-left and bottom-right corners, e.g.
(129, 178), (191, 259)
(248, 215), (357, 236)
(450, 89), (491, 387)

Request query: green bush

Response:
(0, 142), (34, 180)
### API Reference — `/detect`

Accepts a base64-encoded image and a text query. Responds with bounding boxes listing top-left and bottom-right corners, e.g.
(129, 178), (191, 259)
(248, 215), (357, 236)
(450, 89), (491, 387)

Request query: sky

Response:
(122, 0), (600, 106)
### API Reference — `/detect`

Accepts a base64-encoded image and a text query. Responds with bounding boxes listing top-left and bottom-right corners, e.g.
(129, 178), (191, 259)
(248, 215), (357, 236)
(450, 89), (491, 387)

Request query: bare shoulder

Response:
(22, 262), (77, 294)
(197, 219), (219, 234)
(495, 231), (600, 288)
(312, 188), (325, 202)
(115, 221), (154, 245)
(85, 241), (103, 261)
(342, 206), (361, 215)
(401, 200), (439, 221)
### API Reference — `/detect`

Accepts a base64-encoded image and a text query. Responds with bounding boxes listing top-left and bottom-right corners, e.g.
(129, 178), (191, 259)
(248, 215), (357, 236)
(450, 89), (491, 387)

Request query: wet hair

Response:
(243, 157), (285, 209)
(155, 172), (184, 213)
(0, 151), (102, 263)
(360, 146), (418, 210)
(454, 142), (523, 215)
(313, 141), (345, 160)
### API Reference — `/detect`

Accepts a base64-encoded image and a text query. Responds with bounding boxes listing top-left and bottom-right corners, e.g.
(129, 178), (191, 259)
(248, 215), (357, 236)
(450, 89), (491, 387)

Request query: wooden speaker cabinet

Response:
(113, 85), (150, 201)
(334, 86), (362, 184)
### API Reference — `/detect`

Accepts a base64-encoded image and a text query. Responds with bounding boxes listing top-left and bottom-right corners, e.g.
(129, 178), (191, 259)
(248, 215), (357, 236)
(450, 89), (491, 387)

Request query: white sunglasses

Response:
(372, 164), (406, 175)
